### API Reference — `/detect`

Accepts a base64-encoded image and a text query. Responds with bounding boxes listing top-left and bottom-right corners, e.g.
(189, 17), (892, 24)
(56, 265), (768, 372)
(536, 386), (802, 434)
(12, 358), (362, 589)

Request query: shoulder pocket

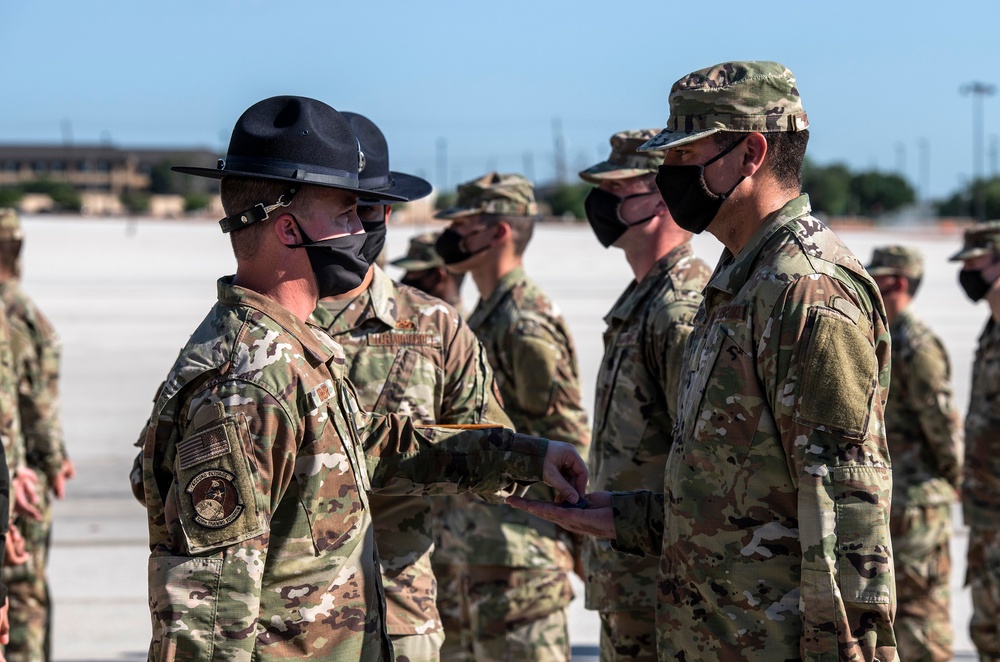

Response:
(148, 555), (223, 657)
(795, 308), (876, 439)
(175, 416), (265, 554)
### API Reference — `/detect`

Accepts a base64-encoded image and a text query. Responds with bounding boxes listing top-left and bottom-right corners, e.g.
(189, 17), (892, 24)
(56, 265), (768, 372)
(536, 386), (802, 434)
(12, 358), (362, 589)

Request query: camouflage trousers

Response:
(890, 502), (953, 662)
(967, 526), (1000, 662)
(392, 630), (446, 662)
(598, 609), (657, 662)
(1, 476), (52, 662)
(437, 565), (572, 662)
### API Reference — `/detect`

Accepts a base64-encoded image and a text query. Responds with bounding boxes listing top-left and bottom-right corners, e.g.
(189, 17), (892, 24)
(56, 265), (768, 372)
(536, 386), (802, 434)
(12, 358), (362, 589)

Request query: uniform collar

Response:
(708, 194), (811, 296)
(470, 265), (525, 327)
(606, 242), (694, 325)
(311, 265), (398, 334)
(217, 276), (338, 363)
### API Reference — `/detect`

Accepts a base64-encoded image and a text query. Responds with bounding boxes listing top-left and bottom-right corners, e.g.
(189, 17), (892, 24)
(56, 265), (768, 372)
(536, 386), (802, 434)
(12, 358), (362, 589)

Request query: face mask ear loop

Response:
(704, 135), (748, 201)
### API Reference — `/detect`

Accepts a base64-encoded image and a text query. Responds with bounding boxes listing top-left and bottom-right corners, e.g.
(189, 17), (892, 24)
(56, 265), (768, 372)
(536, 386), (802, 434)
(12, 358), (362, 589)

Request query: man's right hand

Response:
(52, 458), (76, 500)
(540, 440), (589, 504)
(13, 468), (42, 521)
(507, 490), (615, 540)
(3, 524), (28, 566)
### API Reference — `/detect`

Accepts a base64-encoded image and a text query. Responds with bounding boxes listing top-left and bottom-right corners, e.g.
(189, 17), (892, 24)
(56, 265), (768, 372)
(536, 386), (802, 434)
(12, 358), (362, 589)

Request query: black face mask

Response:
(435, 226), (493, 265)
(401, 270), (440, 294)
(960, 269), (993, 302)
(583, 188), (660, 248)
(360, 220), (386, 265)
(655, 134), (748, 234)
(290, 218), (369, 298)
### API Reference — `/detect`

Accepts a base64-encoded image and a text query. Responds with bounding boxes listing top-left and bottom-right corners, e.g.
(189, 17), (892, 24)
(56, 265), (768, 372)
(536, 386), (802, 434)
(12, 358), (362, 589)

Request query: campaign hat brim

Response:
(171, 164), (407, 203)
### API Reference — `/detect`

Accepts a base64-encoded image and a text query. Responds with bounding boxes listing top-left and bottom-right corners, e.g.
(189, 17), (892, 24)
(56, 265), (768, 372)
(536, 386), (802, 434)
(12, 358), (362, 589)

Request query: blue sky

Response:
(1, 0), (997, 200)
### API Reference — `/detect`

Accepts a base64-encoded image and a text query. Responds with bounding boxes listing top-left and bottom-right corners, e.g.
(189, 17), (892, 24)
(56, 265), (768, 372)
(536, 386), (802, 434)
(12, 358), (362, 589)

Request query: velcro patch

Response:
(186, 469), (245, 529)
(714, 304), (748, 323)
(368, 332), (441, 347)
(177, 424), (232, 471)
(308, 379), (335, 411)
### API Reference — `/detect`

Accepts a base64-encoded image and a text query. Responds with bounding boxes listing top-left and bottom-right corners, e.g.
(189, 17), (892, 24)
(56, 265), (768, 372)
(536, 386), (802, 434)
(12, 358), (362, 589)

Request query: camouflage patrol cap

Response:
(949, 220), (1000, 261)
(390, 232), (445, 271)
(866, 246), (924, 280)
(639, 60), (809, 152)
(579, 129), (665, 183)
(0, 209), (23, 242)
(434, 172), (539, 220)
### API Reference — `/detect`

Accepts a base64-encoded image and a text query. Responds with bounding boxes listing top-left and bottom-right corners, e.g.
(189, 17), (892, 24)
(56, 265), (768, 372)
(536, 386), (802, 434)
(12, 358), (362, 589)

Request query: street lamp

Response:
(960, 81), (996, 220)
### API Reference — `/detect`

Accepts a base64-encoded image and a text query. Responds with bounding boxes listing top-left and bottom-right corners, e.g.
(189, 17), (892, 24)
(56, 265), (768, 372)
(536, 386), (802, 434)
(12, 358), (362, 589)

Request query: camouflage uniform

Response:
(868, 247), (961, 662)
(951, 221), (1000, 661)
(578, 130), (711, 661)
(613, 62), (896, 661)
(311, 264), (511, 661)
(435, 174), (591, 661)
(135, 277), (558, 660)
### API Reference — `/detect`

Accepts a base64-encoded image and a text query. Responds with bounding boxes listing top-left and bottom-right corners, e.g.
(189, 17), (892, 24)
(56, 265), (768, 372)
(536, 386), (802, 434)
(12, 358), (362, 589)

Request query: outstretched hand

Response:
(541, 440), (589, 504)
(507, 490), (615, 540)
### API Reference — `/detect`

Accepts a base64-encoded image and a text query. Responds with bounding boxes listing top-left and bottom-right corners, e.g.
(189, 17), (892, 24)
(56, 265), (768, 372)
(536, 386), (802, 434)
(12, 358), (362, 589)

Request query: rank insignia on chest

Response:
(395, 319), (416, 330)
(186, 469), (245, 529)
(368, 332), (441, 347)
(308, 379), (335, 410)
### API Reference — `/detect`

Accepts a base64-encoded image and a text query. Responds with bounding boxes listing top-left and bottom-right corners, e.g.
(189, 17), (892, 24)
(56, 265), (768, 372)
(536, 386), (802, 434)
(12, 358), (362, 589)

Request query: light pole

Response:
(961, 81), (996, 220)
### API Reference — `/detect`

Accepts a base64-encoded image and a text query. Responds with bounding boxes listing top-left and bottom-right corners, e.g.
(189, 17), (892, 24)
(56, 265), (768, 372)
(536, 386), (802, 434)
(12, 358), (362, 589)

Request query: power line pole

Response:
(436, 137), (448, 192)
(918, 138), (930, 205)
(961, 81), (996, 220)
(552, 117), (566, 184)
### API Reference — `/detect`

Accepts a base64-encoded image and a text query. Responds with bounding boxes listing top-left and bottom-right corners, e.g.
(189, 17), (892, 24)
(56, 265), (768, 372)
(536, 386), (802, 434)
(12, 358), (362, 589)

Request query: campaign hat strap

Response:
(218, 188), (298, 234)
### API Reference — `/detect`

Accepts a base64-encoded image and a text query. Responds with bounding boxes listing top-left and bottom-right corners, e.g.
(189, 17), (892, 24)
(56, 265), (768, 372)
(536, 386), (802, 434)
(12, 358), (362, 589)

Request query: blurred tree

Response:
(938, 177), (1000, 219)
(434, 191), (456, 211)
(120, 190), (150, 214)
(802, 159), (852, 216)
(541, 182), (589, 220)
(149, 160), (179, 194)
(22, 179), (81, 212)
(184, 192), (211, 213)
(850, 171), (915, 216)
(0, 188), (22, 208)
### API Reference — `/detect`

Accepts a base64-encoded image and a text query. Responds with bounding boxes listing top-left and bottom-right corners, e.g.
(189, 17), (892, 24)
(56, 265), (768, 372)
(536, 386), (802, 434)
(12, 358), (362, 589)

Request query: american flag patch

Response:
(177, 424), (232, 470)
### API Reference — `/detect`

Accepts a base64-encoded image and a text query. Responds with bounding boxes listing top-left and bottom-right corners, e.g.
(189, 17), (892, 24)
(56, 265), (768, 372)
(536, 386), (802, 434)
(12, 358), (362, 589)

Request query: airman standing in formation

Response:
(868, 245), (962, 661)
(0, 209), (73, 662)
(433, 173), (591, 661)
(952, 221), (1000, 662)
(132, 96), (587, 659)
(390, 232), (467, 315)
(311, 112), (512, 662)
(577, 131), (710, 661)
(510, 60), (897, 661)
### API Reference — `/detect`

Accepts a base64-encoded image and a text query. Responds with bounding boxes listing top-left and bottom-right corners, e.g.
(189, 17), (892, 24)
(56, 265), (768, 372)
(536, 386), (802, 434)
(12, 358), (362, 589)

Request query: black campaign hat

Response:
(172, 96), (406, 203)
(343, 112), (432, 202)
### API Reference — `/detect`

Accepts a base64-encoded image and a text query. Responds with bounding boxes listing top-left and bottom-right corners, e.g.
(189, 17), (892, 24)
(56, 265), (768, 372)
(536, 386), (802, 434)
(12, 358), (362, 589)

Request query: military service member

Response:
(866, 246), (961, 662)
(391, 232), (467, 313)
(578, 131), (710, 661)
(435, 173), (591, 661)
(133, 96), (587, 660)
(311, 112), (511, 662)
(510, 61), (897, 661)
(951, 221), (1000, 662)
(0, 208), (73, 662)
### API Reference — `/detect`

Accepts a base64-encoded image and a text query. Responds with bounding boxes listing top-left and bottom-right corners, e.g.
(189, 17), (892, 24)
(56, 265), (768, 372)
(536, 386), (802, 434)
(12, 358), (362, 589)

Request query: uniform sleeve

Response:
(906, 337), (964, 489)
(146, 381), (296, 658)
(439, 317), (512, 428)
(610, 489), (664, 557)
(358, 408), (547, 501)
(764, 276), (896, 661)
(12, 317), (64, 480)
(0, 441), (9, 605)
(646, 299), (699, 425)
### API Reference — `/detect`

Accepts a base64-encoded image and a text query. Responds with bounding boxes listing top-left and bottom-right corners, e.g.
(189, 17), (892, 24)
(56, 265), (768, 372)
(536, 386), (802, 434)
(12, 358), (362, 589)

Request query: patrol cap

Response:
(390, 232), (445, 271)
(579, 130), (665, 183)
(435, 172), (539, 220)
(0, 209), (23, 242)
(949, 220), (1000, 261)
(639, 60), (809, 152)
(866, 246), (924, 280)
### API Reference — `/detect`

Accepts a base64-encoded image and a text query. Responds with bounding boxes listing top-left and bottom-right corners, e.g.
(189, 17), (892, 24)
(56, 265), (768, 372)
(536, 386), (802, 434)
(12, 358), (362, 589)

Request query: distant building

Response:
(0, 143), (221, 216)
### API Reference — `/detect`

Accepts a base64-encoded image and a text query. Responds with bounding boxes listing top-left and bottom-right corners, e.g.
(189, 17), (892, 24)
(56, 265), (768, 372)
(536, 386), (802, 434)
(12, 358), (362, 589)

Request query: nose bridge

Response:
(347, 207), (365, 235)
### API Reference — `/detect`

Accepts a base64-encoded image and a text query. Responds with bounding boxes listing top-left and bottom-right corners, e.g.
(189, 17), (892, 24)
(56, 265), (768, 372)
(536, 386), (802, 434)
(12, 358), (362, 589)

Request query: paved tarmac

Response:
(17, 214), (983, 659)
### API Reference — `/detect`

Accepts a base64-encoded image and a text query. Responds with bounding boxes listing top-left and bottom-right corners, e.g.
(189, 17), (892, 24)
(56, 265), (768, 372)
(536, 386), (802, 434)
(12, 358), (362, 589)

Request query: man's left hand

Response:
(540, 440), (589, 504)
(507, 490), (615, 540)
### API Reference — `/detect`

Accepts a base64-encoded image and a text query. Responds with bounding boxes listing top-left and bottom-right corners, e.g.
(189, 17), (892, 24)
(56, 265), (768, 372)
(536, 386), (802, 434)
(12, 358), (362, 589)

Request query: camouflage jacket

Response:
(454, 265), (590, 569)
(312, 265), (511, 636)
(583, 243), (708, 612)
(613, 196), (896, 661)
(885, 308), (962, 510)
(0, 281), (65, 480)
(963, 318), (1000, 528)
(137, 277), (550, 660)
(0, 305), (23, 478)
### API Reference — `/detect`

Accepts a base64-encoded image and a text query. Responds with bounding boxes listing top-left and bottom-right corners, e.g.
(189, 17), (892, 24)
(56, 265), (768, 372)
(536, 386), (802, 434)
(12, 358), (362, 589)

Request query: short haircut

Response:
(714, 129), (809, 190)
(480, 214), (535, 257)
(220, 177), (298, 261)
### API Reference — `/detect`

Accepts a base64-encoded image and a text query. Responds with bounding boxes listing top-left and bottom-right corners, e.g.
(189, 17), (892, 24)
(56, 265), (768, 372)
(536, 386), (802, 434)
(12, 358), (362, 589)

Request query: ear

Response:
(272, 213), (301, 247)
(384, 206), (393, 223)
(493, 221), (512, 244)
(741, 132), (768, 177)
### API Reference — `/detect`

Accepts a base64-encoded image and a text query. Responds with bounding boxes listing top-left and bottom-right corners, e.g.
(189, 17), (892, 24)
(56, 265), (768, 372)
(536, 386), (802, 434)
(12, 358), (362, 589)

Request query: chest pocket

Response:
(674, 305), (763, 494)
(293, 380), (372, 550)
(595, 329), (657, 460)
(372, 348), (440, 424)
